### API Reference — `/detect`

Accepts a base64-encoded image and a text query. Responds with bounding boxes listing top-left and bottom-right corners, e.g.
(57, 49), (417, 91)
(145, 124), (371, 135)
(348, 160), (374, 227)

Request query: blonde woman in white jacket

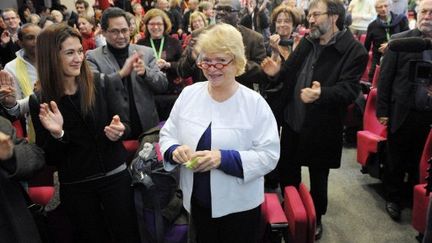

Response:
(159, 23), (280, 243)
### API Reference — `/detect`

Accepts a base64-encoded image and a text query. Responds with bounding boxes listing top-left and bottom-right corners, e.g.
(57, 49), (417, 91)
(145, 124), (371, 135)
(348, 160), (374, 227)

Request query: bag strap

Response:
(134, 187), (155, 243)
(134, 186), (165, 243)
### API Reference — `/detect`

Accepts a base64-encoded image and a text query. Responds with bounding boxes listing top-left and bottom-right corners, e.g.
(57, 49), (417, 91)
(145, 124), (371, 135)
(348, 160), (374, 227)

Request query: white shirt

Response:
(160, 82), (280, 218)
(4, 49), (37, 115)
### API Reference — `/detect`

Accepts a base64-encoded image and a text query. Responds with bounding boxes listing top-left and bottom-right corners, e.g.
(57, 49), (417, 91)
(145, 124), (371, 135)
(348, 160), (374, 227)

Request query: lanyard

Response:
(150, 37), (165, 59)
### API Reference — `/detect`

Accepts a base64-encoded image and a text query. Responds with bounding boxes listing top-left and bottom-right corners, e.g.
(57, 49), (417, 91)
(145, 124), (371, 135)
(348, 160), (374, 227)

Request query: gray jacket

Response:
(86, 44), (168, 132)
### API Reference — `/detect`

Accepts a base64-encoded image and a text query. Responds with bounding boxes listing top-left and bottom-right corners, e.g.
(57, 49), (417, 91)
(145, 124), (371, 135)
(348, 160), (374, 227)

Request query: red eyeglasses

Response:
(197, 59), (233, 70)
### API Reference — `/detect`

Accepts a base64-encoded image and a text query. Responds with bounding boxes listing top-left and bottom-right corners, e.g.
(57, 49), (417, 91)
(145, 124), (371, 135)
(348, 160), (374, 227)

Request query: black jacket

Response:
(0, 116), (45, 243)
(377, 28), (426, 133)
(276, 29), (368, 168)
(364, 12), (409, 60)
(29, 73), (130, 183)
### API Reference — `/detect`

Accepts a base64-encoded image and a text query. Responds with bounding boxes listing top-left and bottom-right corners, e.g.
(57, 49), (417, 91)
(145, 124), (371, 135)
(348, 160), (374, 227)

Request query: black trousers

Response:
(278, 122), (331, 222)
(60, 169), (140, 243)
(385, 110), (432, 203)
(191, 198), (261, 243)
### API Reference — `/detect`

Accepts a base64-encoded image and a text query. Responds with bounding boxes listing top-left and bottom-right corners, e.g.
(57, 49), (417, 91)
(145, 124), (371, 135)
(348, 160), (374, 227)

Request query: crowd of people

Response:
(0, 0), (431, 242)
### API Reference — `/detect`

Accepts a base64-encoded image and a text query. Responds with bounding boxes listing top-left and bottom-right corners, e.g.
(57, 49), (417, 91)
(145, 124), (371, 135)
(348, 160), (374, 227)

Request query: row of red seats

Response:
(354, 63), (432, 237)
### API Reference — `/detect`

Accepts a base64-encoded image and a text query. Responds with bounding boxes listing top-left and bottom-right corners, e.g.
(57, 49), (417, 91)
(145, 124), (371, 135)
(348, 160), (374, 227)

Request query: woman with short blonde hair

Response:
(160, 23), (280, 243)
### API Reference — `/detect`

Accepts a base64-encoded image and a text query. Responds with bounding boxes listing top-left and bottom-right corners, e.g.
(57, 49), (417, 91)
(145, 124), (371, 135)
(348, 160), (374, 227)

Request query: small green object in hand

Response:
(185, 157), (200, 169)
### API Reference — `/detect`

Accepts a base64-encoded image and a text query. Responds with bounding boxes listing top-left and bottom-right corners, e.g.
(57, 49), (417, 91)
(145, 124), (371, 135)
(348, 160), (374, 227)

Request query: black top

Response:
(137, 36), (183, 94)
(29, 73), (130, 183)
(365, 12), (409, 59)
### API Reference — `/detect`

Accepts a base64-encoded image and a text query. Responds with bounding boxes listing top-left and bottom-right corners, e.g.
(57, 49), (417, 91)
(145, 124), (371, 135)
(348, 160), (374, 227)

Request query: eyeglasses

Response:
(197, 59), (233, 70)
(147, 22), (164, 27)
(420, 9), (432, 16)
(3, 16), (18, 21)
(213, 6), (239, 13)
(106, 28), (130, 36)
(276, 19), (292, 24)
(307, 12), (328, 20)
(22, 35), (36, 41)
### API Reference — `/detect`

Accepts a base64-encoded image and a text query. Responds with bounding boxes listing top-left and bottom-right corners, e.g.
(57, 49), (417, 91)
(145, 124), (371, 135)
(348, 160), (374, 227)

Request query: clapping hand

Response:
(0, 70), (16, 108)
(0, 131), (13, 160)
(104, 115), (125, 141)
(261, 57), (281, 77)
(132, 53), (147, 76)
(156, 58), (170, 70)
(300, 81), (321, 103)
(269, 34), (281, 53)
(39, 101), (64, 138)
(1, 30), (11, 45)
(119, 52), (146, 77)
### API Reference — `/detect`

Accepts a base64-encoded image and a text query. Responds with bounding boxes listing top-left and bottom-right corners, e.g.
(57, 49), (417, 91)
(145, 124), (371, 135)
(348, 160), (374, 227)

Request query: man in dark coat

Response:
(262, 0), (368, 239)
(377, 0), (432, 221)
(0, 113), (45, 243)
(364, 0), (409, 81)
(176, 0), (266, 90)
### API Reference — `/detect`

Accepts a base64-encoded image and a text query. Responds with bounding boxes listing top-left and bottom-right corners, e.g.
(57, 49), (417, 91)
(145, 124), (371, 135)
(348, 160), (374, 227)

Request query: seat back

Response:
(419, 129), (432, 184)
(359, 34), (367, 44)
(371, 65), (380, 88)
(12, 119), (25, 138)
(363, 88), (387, 137)
(28, 186), (55, 206)
(284, 186), (307, 243)
(262, 193), (288, 225)
(298, 184), (316, 243)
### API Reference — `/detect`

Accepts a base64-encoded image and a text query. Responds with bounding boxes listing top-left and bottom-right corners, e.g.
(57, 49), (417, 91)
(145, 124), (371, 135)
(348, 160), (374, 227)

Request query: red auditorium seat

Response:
(360, 51), (373, 82)
(28, 186), (55, 206)
(356, 88), (387, 179)
(123, 140), (140, 153)
(412, 129), (432, 235)
(298, 184), (316, 243)
(12, 119), (24, 138)
(358, 34), (367, 44)
(261, 193), (288, 243)
(27, 165), (56, 206)
(371, 65), (380, 88)
(284, 186), (308, 243)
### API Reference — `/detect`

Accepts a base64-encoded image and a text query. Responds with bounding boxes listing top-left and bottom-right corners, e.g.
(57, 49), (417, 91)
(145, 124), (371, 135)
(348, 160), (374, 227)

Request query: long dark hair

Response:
(36, 23), (95, 115)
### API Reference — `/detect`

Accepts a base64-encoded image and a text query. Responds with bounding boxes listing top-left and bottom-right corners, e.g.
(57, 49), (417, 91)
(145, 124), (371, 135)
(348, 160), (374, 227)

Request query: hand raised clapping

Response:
(0, 70), (16, 108)
(104, 115), (126, 141)
(0, 131), (13, 160)
(39, 101), (64, 138)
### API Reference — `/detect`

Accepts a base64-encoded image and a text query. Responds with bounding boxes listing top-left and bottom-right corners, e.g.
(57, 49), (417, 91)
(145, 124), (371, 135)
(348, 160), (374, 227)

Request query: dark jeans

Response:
(278, 123), (331, 222)
(191, 198), (261, 243)
(60, 169), (140, 243)
(385, 110), (432, 203)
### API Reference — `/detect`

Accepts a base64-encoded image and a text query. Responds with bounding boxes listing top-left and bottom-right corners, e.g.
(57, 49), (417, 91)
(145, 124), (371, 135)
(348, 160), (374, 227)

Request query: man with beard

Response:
(377, 0), (432, 221)
(177, 0), (266, 90)
(261, 0), (368, 239)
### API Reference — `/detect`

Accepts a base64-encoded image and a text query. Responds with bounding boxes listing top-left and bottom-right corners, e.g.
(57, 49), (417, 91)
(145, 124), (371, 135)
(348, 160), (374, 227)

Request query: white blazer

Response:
(160, 82), (280, 218)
